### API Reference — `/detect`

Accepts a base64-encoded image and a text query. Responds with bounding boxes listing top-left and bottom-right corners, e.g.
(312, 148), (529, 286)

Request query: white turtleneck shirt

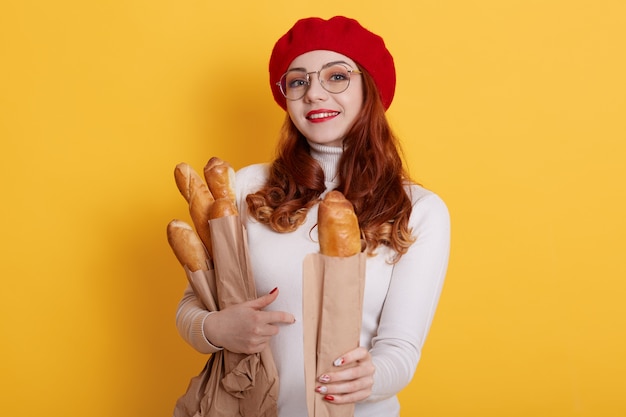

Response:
(176, 142), (450, 417)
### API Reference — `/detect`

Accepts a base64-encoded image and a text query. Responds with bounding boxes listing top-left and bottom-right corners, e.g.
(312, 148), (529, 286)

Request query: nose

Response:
(303, 73), (328, 102)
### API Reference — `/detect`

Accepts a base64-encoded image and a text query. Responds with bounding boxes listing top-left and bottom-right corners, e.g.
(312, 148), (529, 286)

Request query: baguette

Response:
(318, 190), (362, 257)
(204, 157), (237, 205)
(174, 162), (215, 257)
(167, 219), (211, 272)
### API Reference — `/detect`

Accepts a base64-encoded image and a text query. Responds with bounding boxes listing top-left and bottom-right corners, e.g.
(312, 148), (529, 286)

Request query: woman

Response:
(177, 16), (450, 416)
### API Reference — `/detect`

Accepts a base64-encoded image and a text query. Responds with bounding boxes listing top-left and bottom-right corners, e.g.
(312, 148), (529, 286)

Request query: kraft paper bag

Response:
(184, 267), (218, 312)
(302, 252), (366, 417)
(173, 215), (278, 417)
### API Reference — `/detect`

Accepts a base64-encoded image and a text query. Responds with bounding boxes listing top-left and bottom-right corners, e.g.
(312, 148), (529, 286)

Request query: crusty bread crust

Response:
(318, 190), (362, 257)
(174, 162), (215, 257)
(167, 219), (211, 272)
(204, 157), (237, 204)
(209, 198), (238, 219)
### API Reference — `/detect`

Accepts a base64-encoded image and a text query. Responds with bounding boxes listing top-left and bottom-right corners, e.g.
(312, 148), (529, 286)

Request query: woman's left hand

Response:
(315, 346), (375, 404)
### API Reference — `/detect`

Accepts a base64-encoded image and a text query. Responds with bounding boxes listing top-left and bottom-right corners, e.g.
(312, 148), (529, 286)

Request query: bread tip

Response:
(204, 156), (224, 171)
(174, 162), (190, 174)
(167, 219), (193, 231)
(324, 190), (347, 201)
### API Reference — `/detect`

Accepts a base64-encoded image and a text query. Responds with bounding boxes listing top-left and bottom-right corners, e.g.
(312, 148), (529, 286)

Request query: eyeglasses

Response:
(276, 61), (362, 101)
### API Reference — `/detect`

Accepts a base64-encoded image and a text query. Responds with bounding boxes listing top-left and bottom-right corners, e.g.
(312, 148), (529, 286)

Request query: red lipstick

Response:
(306, 109), (340, 123)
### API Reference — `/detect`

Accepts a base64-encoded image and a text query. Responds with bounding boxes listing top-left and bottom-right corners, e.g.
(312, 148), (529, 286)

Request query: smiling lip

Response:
(306, 110), (340, 123)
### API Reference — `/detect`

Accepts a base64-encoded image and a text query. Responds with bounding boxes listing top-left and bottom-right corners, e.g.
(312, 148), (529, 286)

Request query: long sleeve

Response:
(175, 284), (223, 354)
(367, 191), (450, 401)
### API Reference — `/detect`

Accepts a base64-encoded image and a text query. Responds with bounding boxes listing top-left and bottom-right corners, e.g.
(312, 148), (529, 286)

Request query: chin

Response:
(308, 138), (343, 147)
(305, 131), (346, 147)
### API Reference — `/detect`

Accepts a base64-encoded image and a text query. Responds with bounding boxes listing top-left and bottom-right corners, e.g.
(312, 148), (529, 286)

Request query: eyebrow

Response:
(287, 60), (351, 72)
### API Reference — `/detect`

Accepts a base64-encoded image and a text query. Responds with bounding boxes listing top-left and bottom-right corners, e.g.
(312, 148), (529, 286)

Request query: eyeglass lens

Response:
(280, 64), (354, 100)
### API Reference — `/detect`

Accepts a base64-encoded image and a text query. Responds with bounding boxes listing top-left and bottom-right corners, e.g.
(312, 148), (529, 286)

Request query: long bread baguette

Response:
(167, 219), (211, 272)
(318, 190), (362, 257)
(204, 157), (237, 205)
(174, 162), (215, 257)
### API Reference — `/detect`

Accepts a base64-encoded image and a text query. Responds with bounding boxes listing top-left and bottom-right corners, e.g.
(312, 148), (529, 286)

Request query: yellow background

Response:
(1, 0), (625, 416)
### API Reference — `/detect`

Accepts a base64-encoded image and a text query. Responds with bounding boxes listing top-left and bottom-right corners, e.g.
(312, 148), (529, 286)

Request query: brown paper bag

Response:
(173, 215), (278, 417)
(302, 252), (367, 417)
(184, 267), (218, 312)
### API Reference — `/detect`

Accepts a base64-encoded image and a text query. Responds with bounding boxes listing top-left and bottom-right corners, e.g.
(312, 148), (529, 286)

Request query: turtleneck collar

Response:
(308, 141), (343, 186)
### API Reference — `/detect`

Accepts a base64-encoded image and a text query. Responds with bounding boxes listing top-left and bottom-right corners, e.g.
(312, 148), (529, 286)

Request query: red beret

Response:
(269, 16), (396, 111)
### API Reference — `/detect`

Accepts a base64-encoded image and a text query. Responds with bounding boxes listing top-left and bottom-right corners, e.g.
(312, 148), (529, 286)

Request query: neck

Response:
(308, 141), (342, 185)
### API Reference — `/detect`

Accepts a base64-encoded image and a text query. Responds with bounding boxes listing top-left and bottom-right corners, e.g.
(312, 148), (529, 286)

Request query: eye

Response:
(285, 72), (308, 89)
(288, 78), (308, 89)
(328, 72), (348, 82)
(323, 65), (350, 83)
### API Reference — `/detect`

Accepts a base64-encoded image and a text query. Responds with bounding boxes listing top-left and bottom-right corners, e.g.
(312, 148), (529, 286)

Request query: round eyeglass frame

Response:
(276, 62), (362, 101)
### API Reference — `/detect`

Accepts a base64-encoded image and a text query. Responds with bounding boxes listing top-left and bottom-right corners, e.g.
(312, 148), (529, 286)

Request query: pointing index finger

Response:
(265, 310), (296, 325)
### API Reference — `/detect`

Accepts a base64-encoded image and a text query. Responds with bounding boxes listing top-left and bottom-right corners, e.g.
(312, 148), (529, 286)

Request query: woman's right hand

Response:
(203, 287), (295, 354)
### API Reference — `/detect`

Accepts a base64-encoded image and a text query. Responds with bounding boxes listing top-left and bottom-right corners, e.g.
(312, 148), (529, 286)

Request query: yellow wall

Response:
(1, 1), (625, 416)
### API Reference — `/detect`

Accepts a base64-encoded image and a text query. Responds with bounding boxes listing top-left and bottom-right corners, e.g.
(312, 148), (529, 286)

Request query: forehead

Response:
(287, 50), (358, 71)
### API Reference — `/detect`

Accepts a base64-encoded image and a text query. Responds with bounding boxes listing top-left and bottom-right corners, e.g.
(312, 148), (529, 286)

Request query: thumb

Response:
(248, 287), (280, 310)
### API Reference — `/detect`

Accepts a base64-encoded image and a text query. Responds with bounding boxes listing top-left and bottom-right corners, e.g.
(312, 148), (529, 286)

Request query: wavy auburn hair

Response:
(246, 68), (415, 260)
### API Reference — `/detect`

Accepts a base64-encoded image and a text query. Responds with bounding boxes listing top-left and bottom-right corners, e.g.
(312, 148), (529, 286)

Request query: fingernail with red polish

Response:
(324, 395), (335, 402)
(269, 287), (278, 294)
(318, 374), (330, 383)
(333, 357), (344, 367)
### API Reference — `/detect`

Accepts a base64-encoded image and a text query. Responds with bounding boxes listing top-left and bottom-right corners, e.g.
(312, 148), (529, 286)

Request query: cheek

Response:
(286, 101), (301, 120)
(286, 105), (308, 135)
(346, 93), (364, 121)
(286, 104), (299, 123)
(345, 82), (364, 116)
(287, 111), (301, 129)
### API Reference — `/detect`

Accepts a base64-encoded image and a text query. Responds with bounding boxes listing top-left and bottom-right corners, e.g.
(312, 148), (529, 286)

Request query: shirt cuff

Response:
(194, 311), (224, 353)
